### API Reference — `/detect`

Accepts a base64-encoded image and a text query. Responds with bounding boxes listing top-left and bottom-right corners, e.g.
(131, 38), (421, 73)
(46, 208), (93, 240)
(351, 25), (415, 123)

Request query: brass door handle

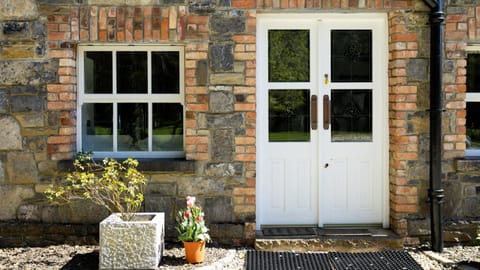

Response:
(323, 95), (330, 130)
(311, 95), (318, 130)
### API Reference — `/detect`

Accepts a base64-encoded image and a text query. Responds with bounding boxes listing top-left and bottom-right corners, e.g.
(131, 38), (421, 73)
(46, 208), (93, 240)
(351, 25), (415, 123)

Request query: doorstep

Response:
(255, 228), (403, 252)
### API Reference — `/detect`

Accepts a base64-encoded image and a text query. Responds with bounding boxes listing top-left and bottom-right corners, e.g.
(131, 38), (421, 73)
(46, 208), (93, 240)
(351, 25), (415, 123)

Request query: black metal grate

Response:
(246, 250), (423, 270)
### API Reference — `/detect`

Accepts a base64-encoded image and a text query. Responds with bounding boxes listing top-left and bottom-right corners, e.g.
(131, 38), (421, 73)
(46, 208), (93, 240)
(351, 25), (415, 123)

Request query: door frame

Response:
(256, 13), (389, 229)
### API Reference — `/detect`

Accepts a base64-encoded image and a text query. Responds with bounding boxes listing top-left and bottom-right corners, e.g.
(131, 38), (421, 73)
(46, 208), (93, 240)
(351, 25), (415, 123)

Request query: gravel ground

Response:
(0, 242), (478, 269)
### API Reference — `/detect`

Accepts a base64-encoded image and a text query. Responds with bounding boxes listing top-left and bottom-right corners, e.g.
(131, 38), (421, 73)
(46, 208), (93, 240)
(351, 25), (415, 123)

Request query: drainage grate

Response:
(246, 251), (332, 270)
(329, 250), (423, 270)
(246, 250), (423, 270)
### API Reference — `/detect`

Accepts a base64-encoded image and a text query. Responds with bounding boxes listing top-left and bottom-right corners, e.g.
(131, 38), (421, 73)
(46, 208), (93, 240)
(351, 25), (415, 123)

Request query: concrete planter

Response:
(99, 212), (164, 270)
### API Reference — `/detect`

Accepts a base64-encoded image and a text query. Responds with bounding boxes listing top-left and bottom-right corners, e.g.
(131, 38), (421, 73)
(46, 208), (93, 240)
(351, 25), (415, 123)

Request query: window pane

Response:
(268, 30), (310, 82)
(153, 103), (183, 151)
(467, 54), (480, 92)
(117, 52), (147, 93)
(82, 103), (113, 151)
(118, 103), (148, 151)
(467, 102), (480, 149)
(331, 89), (372, 142)
(269, 89), (310, 142)
(152, 52), (180, 94)
(84, 52), (112, 94)
(331, 30), (372, 82)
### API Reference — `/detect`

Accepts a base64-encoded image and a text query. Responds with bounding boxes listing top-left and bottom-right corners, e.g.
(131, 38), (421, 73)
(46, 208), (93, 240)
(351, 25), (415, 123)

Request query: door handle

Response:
(311, 95), (318, 130)
(323, 95), (330, 130)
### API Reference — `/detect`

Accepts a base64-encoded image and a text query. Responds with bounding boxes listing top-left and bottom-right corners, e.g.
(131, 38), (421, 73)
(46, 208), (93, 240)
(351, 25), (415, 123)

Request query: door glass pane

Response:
(84, 52), (112, 94)
(152, 52), (180, 94)
(331, 30), (372, 82)
(153, 103), (183, 151)
(467, 102), (480, 149)
(118, 103), (148, 151)
(117, 52), (147, 93)
(269, 89), (310, 142)
(82, 103), (113, 151)
(268, 30), (310, 82)
(331, 89), (372, 142)
(467, 54), (480, 93)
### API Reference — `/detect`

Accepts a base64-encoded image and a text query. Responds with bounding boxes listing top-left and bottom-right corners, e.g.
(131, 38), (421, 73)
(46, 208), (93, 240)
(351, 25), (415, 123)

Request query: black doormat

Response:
(246, 250), (423, 270)
(262, 227), (317, 236)
(320, 229), (372, 236)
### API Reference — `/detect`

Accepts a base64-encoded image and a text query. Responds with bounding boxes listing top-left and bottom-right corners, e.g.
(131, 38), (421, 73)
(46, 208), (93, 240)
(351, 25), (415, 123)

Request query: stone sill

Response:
(58, 158), (195, 173)
(456, 158), (480, 172)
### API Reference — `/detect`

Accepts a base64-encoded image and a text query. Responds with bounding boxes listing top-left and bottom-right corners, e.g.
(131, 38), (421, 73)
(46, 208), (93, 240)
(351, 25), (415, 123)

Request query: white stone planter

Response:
(99, 212), (164, 270)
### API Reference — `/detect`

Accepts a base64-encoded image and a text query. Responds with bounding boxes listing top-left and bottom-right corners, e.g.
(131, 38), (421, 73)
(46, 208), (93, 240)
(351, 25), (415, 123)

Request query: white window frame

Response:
(77, 44), (185, 159)
(466, 45), (480, 156)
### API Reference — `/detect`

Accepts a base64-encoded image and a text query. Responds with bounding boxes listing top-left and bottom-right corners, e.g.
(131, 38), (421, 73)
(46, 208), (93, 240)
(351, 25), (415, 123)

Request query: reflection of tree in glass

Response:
(268, 30), (309, 82)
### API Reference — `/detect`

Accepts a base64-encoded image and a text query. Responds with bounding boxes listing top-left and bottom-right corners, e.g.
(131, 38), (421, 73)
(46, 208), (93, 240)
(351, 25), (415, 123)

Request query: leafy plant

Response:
(45, 152), (147, 221)
(176, 196), (211, 242)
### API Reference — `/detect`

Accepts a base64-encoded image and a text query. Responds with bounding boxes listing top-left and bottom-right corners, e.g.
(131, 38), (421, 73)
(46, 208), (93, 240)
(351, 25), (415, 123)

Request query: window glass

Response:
(118, 103), (148, 151)
(331, 30), (372, 82)
(152, 52), (180, 93)
(84, 52), (112, 94)
(268, 30), (310, 82)
(117, 52), (147, 94)
(153, 103), (183, 150)
(467, 53), (480, 152)
(82, 103), (113, 151)
(268, 89), (310, 142)
(331, 89), (372, 142)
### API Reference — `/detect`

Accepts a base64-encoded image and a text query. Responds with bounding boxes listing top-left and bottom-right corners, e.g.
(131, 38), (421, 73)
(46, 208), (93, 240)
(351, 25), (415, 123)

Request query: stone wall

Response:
(0, 0), (478, 247)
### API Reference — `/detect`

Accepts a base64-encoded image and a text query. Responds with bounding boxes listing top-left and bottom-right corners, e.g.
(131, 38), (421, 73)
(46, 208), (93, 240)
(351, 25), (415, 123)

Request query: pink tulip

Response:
(186, 196), (196, 208)
(196, 216), (203, 222)
(184, 211), (191, 218)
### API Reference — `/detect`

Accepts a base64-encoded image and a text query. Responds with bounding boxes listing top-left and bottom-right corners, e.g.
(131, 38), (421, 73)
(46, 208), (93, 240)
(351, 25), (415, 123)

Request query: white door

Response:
(257, 14), (388, 228)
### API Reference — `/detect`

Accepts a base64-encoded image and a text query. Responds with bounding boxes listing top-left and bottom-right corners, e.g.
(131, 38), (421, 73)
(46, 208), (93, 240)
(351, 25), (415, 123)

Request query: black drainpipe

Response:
(423, 0), (445, 252)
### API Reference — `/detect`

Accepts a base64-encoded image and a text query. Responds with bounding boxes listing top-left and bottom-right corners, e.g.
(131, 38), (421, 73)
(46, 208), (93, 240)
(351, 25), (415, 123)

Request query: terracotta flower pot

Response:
(183, 241), (206, 264)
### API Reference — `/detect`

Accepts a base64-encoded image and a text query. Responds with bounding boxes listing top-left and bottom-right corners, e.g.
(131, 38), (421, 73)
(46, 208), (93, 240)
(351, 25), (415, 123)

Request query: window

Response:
(466, 48), (480, 156)
(78, 45), (184, 158)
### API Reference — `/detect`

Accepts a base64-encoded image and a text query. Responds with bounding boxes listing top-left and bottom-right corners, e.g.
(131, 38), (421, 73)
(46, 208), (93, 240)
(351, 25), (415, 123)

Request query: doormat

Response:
(246, 250), (423, 270)
(320, 229), (372, 236)
(262, 227), (317, 237)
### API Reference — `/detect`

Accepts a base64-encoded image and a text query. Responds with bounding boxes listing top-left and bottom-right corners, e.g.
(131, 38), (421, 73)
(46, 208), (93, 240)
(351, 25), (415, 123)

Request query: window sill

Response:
(58, 158), (195, 173)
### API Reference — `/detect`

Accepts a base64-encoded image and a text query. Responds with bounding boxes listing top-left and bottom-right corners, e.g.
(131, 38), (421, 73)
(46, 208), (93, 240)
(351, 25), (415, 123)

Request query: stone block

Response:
(210, 91), (234, 113)
(210, 73), (244, 85)
(6, 152), (38, 184)
(0, 185), (35, 220)
(464, 197), (480, 217)
(0, 89), (7, 113)
(204, 196), (233, 222)
(196, 60), (208, 86)
(188, 0), (216, 14)
(205, 162), (241, 177)
(17, 204), (41, 221)
(210, 44), (234, 72)
(205, 113), (244, 131)
(0, 60), (57, 85)
(211, 13), (245, 33)
(0, 0), (38, 20)
(0, 115), (22, 150)
(407, 59), (428, 81)
(211, 129), (234, 161)
(99, 213), (164, 270)
(15, 113), (44, 127)
(11, 95), (44, 113)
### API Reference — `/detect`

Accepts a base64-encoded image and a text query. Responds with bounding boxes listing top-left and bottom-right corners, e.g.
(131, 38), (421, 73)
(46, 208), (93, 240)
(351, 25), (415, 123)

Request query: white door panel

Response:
(257, 14), (388, 229)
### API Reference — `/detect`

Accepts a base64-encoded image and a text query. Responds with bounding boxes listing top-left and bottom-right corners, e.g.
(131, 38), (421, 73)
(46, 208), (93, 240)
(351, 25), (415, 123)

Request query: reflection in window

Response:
(117, 52), (147, 94)
(82, 103), (113, 151)
(331, 30), (372, 82)
(467, 103), (480, 150)
(84, 52), (112, 94)
(118, 103), (148, 151)
(269, 90), (310, 142)
(268, 30), (310, 82)
(153, 103), (183, 151)
(331, 89), (372, 142)
(152, 52), (180, 93)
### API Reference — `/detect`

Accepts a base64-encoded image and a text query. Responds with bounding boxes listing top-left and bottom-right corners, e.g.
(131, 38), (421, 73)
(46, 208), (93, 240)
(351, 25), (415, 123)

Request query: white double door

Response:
(256, 14), (389, 228)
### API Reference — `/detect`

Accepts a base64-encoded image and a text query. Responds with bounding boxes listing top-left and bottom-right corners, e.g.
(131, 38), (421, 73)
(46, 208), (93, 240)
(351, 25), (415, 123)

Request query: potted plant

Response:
(45, 152), (164, 270)
(176, 196), (211, 264)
